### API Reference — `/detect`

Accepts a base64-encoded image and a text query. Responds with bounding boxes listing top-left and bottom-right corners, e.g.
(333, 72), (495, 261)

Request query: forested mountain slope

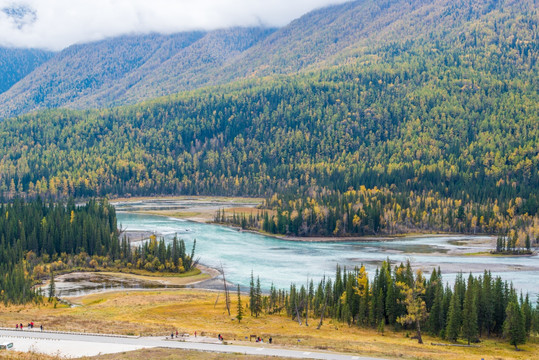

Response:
(0, 0), (538, 236)
(0, 28), (273, 118)
(0, 0), (537, 237)
(1, 0), (536, 117)
(0, 47), (53, 94)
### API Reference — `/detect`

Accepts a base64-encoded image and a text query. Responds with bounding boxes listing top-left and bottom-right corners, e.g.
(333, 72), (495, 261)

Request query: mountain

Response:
(108, 27), (275, 106)
(0, 29), (273, 117)
(2, 0), (536, 118)
(0, 0), (537, 236)
(0, 47), (53, 94)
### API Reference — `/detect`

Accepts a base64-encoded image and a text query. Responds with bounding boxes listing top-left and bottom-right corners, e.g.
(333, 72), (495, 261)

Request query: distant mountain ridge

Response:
(0, 47), (53, 94)
(0, 29), (274, 117)
(0, 0), (537, 118)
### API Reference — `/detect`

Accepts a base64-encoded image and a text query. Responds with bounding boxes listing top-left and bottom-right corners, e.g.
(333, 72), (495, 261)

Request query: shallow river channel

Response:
(112, 202), (539, 300)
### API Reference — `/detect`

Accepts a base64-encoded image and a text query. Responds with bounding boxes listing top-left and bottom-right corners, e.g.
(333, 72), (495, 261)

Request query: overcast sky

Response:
(0, 0), (348, 51)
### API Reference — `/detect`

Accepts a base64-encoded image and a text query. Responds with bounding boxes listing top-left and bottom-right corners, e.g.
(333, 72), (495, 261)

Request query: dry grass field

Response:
(84, 348), (292, 360)
(0, 352), (60, 360)
(0, 349), (292, 360)
(0, 288), (536, 360)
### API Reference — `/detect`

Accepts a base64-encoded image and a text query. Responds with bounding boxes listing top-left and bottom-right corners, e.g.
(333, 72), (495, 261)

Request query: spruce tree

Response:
(385, 280), (397, 324)
(428, 282), (445, 335)
(445, 288), (462, 342)
(479, 271), (494, 336)
(461, 275), (478, 345)
(503, 301), (526, 350)
(236, 285), (243, 323)
(522, 294), (532, 337)
(254, 276), (262, 317)
(533, 298), (539, 334)
(249, 271), (255, 316)
(48, 269), (55, 302)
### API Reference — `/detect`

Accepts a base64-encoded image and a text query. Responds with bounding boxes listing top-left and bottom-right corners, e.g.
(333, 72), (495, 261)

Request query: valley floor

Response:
(0, 288), (536, 360)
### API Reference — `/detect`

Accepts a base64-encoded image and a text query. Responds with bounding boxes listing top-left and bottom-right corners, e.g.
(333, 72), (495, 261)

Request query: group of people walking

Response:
(15, 322), (43, 331)
(166, 330), (273, 345)
(255, 336), (272, 344)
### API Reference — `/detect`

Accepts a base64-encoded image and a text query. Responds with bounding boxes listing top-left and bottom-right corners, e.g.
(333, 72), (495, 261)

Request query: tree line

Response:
(0, 198), (195, 305)
(216, 186), (539, 246)
(245, 260), (538, 349)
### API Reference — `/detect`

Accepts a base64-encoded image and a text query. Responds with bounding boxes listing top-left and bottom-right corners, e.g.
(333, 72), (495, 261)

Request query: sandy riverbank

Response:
(42, 264), (222, 300)
(111, 196), (263, 223)
(123, 230), (155, 243)
(240, 228), (412, 243)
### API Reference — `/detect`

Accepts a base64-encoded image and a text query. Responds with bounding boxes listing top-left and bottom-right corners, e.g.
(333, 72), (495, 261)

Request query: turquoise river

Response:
(115, 203), (538, 299)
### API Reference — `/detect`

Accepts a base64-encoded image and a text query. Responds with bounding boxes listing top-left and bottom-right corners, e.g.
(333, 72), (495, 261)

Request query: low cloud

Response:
(0, 0), (348, 51)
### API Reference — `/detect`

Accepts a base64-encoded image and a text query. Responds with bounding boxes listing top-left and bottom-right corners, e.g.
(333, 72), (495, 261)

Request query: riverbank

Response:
(111, 196), (263, 223)
(112, 195), (499, 245)
(235, 227), (434, 243)
(41, 264), (221, 299)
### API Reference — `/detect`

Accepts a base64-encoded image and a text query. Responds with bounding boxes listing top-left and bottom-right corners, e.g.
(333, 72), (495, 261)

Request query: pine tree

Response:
(445, 288), (462, 342)
(461, 275), (478, 345)
(249, 271), (255, 316)
(254, 276), (262, 317)
(427, 281), (445, 336)
(236, 285), (243, 323)
(532, 298), (539, 334)
(385, 279), (397, 325)
(48, 269), (55, 302)
(522, 294), (532, 337)
(479, 271), (494, 337)
(503, 301), (526, 350)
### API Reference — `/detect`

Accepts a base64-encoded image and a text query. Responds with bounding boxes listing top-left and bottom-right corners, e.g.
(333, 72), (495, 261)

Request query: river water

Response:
(115, 210), (539, 299)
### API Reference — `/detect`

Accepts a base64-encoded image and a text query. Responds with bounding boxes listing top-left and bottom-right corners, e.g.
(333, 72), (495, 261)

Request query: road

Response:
(0, 328), (386, 360)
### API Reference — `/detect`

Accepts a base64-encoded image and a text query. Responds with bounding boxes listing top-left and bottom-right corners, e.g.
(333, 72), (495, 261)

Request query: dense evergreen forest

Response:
(248, 261), (539, 348)
(0, 199), (195, 304)
(0, 1), (537, 238)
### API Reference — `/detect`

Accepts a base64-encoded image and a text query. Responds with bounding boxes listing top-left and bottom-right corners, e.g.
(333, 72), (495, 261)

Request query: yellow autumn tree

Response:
(396, 269), (428, 344)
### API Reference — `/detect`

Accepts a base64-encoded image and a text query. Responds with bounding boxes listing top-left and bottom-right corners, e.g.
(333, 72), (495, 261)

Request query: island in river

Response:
(112, 196), (493, 246)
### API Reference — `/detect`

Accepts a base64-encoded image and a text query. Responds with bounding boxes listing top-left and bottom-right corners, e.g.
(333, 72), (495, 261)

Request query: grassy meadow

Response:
(0, 288), (536, 360)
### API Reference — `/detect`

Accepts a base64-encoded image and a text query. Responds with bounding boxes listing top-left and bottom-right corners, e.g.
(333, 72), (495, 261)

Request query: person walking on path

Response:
(195, 331), (197, 337)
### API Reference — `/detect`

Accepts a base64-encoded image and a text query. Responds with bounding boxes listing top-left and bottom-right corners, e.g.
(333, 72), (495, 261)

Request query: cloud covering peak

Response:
(0, 0), (348, 51)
